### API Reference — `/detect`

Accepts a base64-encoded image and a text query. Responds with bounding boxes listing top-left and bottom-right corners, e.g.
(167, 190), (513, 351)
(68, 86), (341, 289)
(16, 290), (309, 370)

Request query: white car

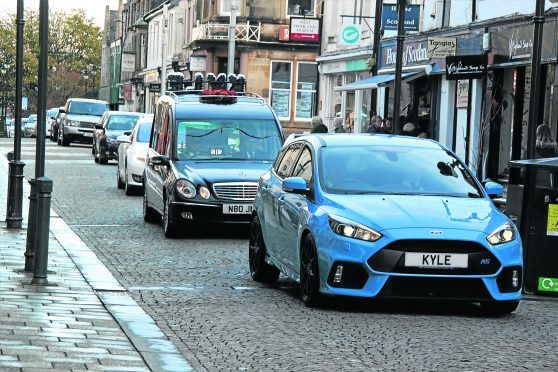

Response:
(116, 116), (153, 195)
(23, 115), (37, 137)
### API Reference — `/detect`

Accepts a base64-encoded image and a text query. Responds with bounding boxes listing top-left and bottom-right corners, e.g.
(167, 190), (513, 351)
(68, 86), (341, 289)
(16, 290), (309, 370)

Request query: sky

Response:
(0, 0), (119, 27)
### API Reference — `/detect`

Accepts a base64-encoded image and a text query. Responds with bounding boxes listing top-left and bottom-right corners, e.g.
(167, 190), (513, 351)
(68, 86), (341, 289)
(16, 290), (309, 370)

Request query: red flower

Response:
(202, 89), (238, 96)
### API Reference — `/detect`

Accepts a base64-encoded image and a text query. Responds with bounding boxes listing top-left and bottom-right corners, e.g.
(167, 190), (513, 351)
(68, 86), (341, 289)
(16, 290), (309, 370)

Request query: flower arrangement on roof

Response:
(201, 89), (238, 96)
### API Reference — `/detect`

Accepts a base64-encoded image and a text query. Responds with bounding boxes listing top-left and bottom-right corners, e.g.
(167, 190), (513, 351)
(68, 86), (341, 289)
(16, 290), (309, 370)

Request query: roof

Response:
(68, 98), (109, 104)
(174, 99), (275, 121)
(294, 134), (444, 150)
(106, 111), (143, 116)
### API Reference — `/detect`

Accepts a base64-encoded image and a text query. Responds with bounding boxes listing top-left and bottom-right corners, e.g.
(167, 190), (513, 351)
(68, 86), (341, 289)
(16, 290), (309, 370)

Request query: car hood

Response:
(174, 161), (273, 184)
(130, 142), (148, 153)
(66, 114), (103, 123)
(321, 194), (506, 234)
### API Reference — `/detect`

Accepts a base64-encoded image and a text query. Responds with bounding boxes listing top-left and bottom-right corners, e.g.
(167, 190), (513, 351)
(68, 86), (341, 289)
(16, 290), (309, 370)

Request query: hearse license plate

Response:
(223, 204), (253, 215)
(83, 132), (93, 137)
(405, 253), (468, 268)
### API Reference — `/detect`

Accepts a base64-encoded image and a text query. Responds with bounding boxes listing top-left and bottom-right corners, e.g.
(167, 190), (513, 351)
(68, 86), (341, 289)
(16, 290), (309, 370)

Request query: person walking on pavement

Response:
(535, 124), (558, 158)
(333, 117), (346, 133)
(310, 116), (328, 133)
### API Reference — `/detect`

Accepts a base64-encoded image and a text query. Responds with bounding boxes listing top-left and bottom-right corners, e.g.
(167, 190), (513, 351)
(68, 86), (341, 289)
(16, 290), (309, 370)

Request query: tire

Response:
(481, 300), (520, 315)
(61, 130), (70, 146)
(143, 187), (159, 223)
(57, 130), (61, 145)
(249, 215), (280, 283)
(163, 196), (178, 238)
(117, 167), (124, 189)
(300, 233), (321, 307)
(124, 166), (136, 196)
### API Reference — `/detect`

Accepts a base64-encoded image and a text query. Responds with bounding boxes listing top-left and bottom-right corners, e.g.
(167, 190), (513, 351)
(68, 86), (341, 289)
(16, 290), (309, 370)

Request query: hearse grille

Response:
(213, 182), (258, 201)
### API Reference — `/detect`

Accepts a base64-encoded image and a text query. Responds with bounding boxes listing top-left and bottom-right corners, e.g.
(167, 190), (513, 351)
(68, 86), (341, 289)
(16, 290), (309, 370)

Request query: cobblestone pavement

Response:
(2, 137), (558, 371)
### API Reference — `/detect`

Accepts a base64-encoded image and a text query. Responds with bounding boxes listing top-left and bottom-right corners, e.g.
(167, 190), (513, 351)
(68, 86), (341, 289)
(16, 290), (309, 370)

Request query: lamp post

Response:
(0, 64), (7, 136)
(6, 0), (25, 231)
(392, 0), (406, 135)
(227, 1), (238, 81)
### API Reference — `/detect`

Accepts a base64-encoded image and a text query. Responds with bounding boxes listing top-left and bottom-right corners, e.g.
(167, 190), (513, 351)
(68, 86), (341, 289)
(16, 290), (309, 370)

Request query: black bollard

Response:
(31, 177), (52, 285)
(24, 179), (37, 272)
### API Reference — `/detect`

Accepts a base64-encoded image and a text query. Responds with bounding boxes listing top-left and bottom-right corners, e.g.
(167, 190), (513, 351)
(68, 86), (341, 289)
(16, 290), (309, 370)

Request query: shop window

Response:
(295, 62), (317, 120)
(287, 0), (315, 16)
(270, 61), (292, 120)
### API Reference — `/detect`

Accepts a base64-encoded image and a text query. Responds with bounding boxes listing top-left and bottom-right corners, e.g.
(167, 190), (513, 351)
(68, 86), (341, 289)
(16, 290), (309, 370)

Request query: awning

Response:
(334, 72), (418, 91)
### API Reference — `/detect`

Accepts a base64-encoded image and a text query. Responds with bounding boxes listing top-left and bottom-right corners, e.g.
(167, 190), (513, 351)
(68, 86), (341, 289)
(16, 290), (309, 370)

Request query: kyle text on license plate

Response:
(405, 253), (468, 268)
(223, 204), (252, 214)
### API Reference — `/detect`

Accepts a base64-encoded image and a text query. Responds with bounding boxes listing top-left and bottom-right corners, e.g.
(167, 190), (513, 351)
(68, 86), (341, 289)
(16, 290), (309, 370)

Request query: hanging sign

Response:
(381, 4), (420, 32)
(289, 17), (320, 43)
(445, 54), (488, 80)
(427, 37), (456, 58)
(339, 24), (362, 46)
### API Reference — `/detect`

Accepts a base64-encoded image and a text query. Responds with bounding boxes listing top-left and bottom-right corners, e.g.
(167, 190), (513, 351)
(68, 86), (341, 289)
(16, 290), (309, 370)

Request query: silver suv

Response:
(58, 98), (109, 146)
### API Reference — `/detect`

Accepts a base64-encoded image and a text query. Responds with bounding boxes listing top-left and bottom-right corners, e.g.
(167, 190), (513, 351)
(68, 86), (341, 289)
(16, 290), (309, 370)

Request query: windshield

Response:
(28, 115), (36, 123)
(136, 121), (152, 143)
(68, 101), (108, 116)
(49, 109), (59, 118)
(319, 146), (484, 198)
(106, 114), (139, 132)
(175, 119), (282, 161)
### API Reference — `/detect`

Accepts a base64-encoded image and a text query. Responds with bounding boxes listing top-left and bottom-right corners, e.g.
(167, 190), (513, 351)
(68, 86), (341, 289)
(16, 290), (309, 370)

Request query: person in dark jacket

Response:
(535, 124), (558, 158)
(310, 116), (328, 133)
(333, 117), (346, 133)
(366, 115), (382, 133)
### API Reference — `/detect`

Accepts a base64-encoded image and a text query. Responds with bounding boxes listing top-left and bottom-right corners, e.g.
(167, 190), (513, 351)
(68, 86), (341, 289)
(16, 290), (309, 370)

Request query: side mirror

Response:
(94, 124), (103, 130)
(150, 155), (170, 167)
(116, 135), (131, 144)
(123, 130), (132, 136)
(485, 181), (504, 197)
(282, 177), (309, 195)
(59, 108), (66, 114)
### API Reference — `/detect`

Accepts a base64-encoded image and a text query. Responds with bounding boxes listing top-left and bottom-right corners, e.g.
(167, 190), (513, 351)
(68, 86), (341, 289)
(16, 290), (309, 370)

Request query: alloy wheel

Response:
(300, 234), (320, 307)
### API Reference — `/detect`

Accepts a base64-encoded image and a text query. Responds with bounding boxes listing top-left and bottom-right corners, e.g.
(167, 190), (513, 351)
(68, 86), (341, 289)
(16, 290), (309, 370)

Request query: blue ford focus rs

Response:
(249, 134), (523, 313)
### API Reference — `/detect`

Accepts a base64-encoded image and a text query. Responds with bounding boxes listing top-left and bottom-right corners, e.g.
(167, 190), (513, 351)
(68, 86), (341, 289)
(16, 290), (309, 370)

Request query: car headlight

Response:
(176, 179), (196, 199)
(199, 186), (211, 199)
(105, 137), (115, 144)
(68, 120), (80, 126)
(328, 215), (382, 242)
(487, 221), (516, 245)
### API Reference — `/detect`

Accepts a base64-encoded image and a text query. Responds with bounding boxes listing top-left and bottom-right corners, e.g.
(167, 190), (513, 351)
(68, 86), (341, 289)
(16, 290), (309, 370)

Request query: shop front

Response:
(142, 70), (160, 114)
(483, 16), (558, 180)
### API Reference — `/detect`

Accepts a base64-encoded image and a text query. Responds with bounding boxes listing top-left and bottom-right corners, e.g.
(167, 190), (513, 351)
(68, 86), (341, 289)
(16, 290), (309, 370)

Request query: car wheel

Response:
(163, 196), (178, 238)
(300, 233), (321, 307)
(91, 141), (95, 154)
(61, 130), (70, 146)
(124, 166), (135, 195)
(480, 300), (520, 315)
(143, 187), (159, 223)
(117, 167), (124, 190)
(57, 130), (61, 145)
(249, 215), (280, 283)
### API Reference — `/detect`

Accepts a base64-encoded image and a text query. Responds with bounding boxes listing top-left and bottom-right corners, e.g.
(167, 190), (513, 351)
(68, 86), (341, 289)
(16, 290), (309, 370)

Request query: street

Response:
(1, 137), (558, 371)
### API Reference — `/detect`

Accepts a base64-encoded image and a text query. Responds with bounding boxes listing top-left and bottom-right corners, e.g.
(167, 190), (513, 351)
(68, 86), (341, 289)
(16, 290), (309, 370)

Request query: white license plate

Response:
(222, 204), (253, 215)
(405, 253), (468, 268)
(83, 132), (93, 137)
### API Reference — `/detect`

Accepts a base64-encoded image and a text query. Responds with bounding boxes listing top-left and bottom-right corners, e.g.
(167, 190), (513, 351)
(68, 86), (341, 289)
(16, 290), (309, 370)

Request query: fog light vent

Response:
(333, 265), (343, 283)
(181, 212), (193, 220)
(497, 266), (522, 293)
(512, 269), (519, 288)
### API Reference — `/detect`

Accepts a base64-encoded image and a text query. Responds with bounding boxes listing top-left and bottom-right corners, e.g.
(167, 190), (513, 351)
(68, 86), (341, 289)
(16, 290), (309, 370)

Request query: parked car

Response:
(93, 111), (144, 164)
(23, 115), (37, 137)
(58, 98), (109, 146)
(143, 91), (284, 237)
(116, 115), (154, 195)
(50, 106), (65, 142)
(249, 134), (523, 314)
(48, 107), (60, 141)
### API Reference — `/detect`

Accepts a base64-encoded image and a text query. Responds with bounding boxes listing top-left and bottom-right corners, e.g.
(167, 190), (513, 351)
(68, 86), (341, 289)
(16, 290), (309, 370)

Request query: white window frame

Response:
(286, 0), (317, 17)
(269, 60), (293, 121)
(294, 61), (318, 121)
(220, 0), (241, 16)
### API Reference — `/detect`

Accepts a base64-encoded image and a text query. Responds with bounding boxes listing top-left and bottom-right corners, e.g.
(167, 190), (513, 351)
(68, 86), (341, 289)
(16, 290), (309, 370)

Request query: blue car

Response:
(249, 134), (523, 314)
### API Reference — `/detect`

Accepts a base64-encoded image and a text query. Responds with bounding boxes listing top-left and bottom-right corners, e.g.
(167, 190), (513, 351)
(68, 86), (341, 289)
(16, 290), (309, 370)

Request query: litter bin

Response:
(507, 157), (558, 295)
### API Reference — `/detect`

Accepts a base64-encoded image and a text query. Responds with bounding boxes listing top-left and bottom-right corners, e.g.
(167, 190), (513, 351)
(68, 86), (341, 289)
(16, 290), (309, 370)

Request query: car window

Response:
(136, 122), (152, 143)
(292, 147), (313, 185)
(319, 145), (484, 198)
(68, 101), (108, 116)
(276, 143), (303, 178)
(106, 114), (139, 132)
(156, 107), (171, 155)
(174, 119), (282, 161)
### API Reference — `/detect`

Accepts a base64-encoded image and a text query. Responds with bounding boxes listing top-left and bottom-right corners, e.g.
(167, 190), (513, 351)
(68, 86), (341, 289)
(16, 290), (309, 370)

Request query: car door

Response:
(264, 142), (302, 263)
(278, 146), (314, 271)
(95, 113), (109, 154)
(146, 103), (171, 212)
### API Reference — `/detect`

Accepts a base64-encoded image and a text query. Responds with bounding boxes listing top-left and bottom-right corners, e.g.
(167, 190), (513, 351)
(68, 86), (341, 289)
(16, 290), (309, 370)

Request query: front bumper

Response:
(314, 227), (523, 302)
(99, 142), (120, 160)
(126, 156), (147, 187)
(168, 199), (253, 224)
(63, 126), (94, 142)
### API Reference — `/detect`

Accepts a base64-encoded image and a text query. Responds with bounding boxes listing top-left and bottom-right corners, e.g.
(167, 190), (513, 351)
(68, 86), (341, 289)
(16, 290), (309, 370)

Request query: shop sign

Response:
(121, 53), (135, 73)
(548, 204), (558, 236)
(382, 41), (429, 67)
(456, 80), (469, 108)
(339, 24), (361, 46)
(123, 84), (133, 100)
(381, 4), (420, 32)
(427, 37), (456, 59)
(490, 21), (557, 63)
(144, 71), (159, 84)
(321, 59), (368, 74)
(189, 55), (207, 72)
(149, 83), (161, 92)
(445, 54), (488, 80)
(289, 17), (320, 43)
(278, 25), (290, 41)
(538, 277), (558, 292)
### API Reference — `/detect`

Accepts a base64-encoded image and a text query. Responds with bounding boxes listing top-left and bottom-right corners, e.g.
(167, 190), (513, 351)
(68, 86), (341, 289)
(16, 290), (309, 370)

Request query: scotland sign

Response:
(381, 4), (420, 32)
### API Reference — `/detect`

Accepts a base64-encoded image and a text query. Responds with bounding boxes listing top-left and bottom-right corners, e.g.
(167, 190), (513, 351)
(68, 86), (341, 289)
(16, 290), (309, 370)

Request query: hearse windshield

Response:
(175, 119), (282, 161)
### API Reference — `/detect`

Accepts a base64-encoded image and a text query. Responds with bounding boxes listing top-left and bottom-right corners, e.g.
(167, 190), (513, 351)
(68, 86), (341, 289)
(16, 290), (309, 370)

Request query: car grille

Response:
(78, 122), (95, 129)
(212, 182), (258, 201)
(377, 277), (491, 300)
(368, 239), (501, 276)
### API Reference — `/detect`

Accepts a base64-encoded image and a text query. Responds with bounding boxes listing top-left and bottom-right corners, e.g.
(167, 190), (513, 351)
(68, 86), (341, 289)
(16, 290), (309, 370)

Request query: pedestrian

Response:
(366, 115), (382, 133)
(381, 117), (393, 134)
(401, 122), (416, 136)
(535, 124), (558, 158)
(310, 116), (328, 133)
(333, 117), (346, 133)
